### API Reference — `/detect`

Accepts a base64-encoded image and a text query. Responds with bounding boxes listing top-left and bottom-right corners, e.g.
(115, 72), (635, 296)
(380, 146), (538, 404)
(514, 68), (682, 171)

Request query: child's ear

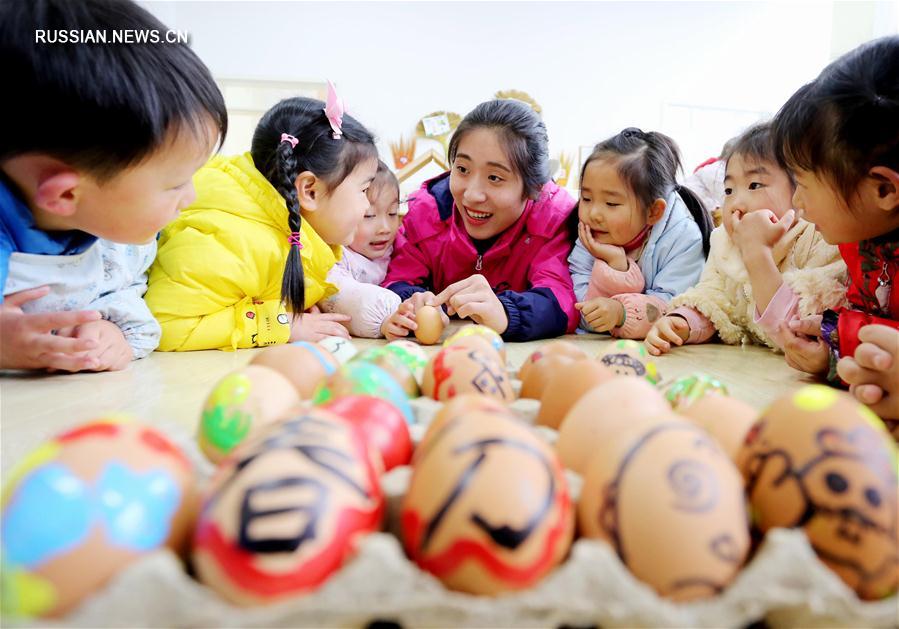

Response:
(868, 166), (899, 212)
(294, 171), (325, 211)
(646, 198), (667, 226)
(34, 169), (81, 217)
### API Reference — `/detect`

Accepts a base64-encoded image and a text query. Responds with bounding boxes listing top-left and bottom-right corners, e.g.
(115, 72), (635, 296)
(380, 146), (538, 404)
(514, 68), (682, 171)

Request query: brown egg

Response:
(414, 305), (445, 345)
(517, 341), (588, 381)
(535, 359), (615, 429)
(198, 365), (302, 464)
(193, 409), (384, 605)
(579, 418), (750, 601)
(250, 342), (339, 398)
(418, 394), (514, 460)
(736, 385), (898, 600)
(444, 324), (506, 364)
(1, 417), (197, 618)
(421, 346), (513, 402)
(680, 394), (757, 463)
(402, 411), (574, 595)
(556, 377), (670, 474)
(519, 354), (575, 400)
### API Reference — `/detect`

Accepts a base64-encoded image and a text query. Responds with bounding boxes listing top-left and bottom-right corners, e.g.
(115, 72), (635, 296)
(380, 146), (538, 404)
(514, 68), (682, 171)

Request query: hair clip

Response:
(323, 80), (345, 140)
(280, 133), (299, 148)
(288, 231), (303, 248)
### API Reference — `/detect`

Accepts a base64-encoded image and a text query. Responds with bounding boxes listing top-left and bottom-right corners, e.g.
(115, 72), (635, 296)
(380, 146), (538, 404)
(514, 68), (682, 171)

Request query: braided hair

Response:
(581, 127), (713, 256)
(251, 97), (376, 316)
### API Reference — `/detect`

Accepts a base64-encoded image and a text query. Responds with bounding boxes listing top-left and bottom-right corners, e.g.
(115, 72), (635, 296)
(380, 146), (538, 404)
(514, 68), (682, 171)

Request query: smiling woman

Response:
(381, 99), (579, 342)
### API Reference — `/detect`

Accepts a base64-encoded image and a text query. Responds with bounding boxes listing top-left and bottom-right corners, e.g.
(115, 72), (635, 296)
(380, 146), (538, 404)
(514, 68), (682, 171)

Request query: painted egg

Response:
(680, 394), (757, 462)
(519, 354), (575, 400)
(384, 340), (429, 385)
(663, 373), (728, 411)
(414, 305), (445, 345)
(402, 411), (573, 595)
(351, 347), (419, 397)
(418, 394), (514, 459)
(193, 410), (384, 605)
(198, 365), (301, 464)
(421, 346), (513, 403)
(579, 418), (749, 601)
(317, 336), (358, 364)
(598, 340), (660, 384)
(1, 417), (196, 618)
(312, 362), (414, 425)
(556, 377), (670, 474)
(323, 395), (413, 472)
(517, 341), (588, 381)
(442, 332), (504, 367)
(536, 359), (615, 429)
(736, 385), (898, 600)
(444, 324), (506, 364)
(251, 343), (339, 398)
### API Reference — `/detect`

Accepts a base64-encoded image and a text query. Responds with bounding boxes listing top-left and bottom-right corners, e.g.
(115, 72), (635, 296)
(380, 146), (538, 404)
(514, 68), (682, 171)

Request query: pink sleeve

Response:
(754, 282), (800, 350)
(609, 293), (669, 339)
(585, 259), (644, 300)
(669, 306), (717, 344)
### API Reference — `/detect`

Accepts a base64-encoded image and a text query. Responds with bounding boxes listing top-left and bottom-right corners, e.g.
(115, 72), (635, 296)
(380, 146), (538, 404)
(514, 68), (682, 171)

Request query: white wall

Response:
(142, 1), (897, 181)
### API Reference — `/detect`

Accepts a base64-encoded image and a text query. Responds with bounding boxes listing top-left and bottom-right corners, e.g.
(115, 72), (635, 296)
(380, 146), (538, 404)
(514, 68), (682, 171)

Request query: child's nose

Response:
(463, 183), (487, 204)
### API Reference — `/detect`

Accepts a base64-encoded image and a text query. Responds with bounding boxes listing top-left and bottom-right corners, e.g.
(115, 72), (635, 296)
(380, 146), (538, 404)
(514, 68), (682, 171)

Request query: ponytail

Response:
(675, 184), (712, 258)
(274, 138), (305, 317)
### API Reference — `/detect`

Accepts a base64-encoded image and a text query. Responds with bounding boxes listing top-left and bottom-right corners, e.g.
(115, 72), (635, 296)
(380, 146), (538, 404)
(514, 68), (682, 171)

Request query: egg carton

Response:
(8, 400), (897, 628)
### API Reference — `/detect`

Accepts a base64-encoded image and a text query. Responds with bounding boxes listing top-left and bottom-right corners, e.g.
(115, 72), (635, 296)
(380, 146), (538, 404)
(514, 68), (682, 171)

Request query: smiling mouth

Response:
(464, 206), (493, 222)
(368, 240), (390, 248)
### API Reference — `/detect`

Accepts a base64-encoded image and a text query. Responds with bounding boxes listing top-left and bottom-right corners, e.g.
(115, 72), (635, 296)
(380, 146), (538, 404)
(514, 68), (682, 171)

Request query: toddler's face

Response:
(74, 118), (218, 244)
(578, 158), (647, 246)
(350, 182), (400, 259)
(304, 157), (379, 246)
(722, 154), (795, 238)
(449, 127), (527, 241)
(791, 169), (878, 245)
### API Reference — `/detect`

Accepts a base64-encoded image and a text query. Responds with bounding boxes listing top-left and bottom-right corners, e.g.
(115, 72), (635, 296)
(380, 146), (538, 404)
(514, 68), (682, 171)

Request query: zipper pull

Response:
(875, 260), (891, 312)
(475, 254), (483, 271)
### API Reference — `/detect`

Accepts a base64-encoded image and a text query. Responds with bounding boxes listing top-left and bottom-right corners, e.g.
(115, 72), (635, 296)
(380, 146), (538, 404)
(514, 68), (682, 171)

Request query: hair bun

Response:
(621, 127), (645, 140)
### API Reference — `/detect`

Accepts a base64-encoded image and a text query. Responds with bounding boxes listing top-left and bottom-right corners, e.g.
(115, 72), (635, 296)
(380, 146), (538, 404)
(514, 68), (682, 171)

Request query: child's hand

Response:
(290, 311), (351, 342)
(381, 301), (417, 340)
(432, 275), (507, 333)
(731, 209), (794, 257)
(575, 297), (625, 333)
(837, 325), (899, 420)
(783, 315), (829, 375)
(0, 286), (103, 371)
(645, 315), (690, 355)
(411, 291), (450, 327)
(56, 319), (132, 372)
(579, 222), (628, 271)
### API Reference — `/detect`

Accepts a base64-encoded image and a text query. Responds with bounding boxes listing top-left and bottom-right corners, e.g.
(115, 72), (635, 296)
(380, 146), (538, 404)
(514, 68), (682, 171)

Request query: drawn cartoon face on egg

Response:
(422, 346), (513, 402)
(599, 340), (659, 384)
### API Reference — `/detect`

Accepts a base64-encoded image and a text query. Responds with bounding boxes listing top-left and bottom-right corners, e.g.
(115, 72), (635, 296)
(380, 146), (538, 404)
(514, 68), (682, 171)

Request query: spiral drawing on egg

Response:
(667, 459), (719, 513)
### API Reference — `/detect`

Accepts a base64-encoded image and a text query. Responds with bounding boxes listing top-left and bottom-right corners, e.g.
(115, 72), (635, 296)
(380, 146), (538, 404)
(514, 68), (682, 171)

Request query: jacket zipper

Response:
(475, 254), (483, 271)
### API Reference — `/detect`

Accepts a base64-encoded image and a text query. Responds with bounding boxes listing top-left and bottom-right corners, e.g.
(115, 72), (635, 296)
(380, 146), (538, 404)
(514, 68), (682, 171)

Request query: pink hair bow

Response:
(323, 80), (345, 139)
(280, 133), (299, 148)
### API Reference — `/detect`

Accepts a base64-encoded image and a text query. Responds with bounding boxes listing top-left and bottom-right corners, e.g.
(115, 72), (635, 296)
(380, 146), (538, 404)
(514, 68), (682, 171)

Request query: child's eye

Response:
(388, 212), (398, 217)
(749, 182), (765, 190)
(723, 187), (732, 195)
(488, 175), (504, 183)
(606, 202), (621, 208)
(363, 214), (375, 219)
(581, 196), (592, 203)
(455, 165), (468, 175)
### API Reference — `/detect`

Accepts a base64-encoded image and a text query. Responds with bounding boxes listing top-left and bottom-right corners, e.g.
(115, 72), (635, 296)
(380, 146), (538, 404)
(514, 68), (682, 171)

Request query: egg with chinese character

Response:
(737, 385), (898, 600)
(421, 346), (513, 403)
(193, 410), (384, 605)
(1, 417), (196, 618)
(444, 324), (506, 364)
(402, 411), (573, 595)
(598, 340), (660, 384)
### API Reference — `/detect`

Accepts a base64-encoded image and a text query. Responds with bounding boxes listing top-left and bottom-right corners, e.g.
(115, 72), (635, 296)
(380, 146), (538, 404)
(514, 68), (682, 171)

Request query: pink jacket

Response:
(383, 173), (578, 340)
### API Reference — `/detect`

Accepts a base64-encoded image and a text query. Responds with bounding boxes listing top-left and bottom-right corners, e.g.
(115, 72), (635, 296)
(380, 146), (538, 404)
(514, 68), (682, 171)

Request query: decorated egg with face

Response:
(737, 385), (898, 600)
(517, 341), (588, 382)
(414, 305), (445, 345)
(192, 410), (384, 605)
(444, 324), (506, 364)
(384, 340), (428, 385)
(199, 365), (301, 464)
(556, 377), (670, 474)
(519, 353), (576, 400)
(1, 417), (196, 618)
(598, 340), (660, 384)
(536, 359), (615, 430)
(421, 346), (513, 403)
(316, 336), (358, 364)
(251, 342), (339, 399)
(402, 411), (573, 595)
(579, 418), (749, 601)
(323, 395), (413, 472)
(312, 362), (414, 425)
(663, 373), (729, 412)
(351, 347), (419, 397)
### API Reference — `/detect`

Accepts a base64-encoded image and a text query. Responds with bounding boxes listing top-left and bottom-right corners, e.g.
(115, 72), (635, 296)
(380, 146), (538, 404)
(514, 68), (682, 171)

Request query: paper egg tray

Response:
(19, 390), (899, 629)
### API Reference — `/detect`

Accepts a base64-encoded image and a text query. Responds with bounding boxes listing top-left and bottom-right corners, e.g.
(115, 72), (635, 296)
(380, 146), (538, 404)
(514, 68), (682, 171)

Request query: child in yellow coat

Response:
(146, 90), (378, 350)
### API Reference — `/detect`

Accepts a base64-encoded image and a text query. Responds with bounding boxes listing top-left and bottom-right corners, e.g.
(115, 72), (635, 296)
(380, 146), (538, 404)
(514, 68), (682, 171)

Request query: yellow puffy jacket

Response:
(146, 153), (340, 351)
